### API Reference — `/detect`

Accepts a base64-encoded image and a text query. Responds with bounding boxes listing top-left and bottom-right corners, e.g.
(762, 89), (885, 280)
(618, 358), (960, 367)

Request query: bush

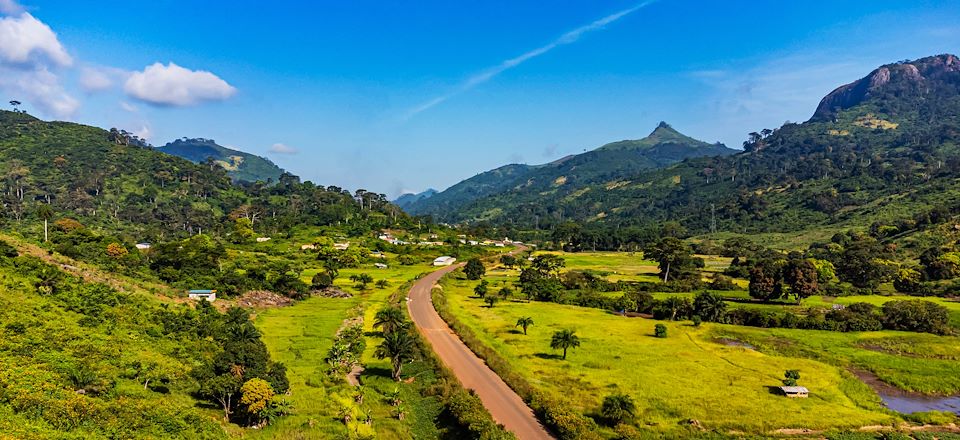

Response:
(0, 240), (18, 258)
(881, 300), (951, 334)
(654, 324), (668, 338)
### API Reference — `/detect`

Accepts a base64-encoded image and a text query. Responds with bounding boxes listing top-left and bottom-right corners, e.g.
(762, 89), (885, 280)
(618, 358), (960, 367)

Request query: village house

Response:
(187, 290), (217, 302)
(256, 237), (271, 243)
(135, 242), (151, 250)
(433, 256), (457, 266)
(301, 244), (317, 250)
(779, 386), (809, 398)
(374, 263), (388, 269)
(334, 242), (350, 250)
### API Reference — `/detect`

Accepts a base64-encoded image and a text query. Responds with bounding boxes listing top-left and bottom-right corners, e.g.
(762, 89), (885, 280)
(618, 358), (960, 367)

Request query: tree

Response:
(200, 373), (242, 421)
(515, 317), (534, 335)
(311, 271), (334, 290)
(240, 378), (275, 426)
(692, 291), (727, 322)
(531, 254), (565, 277)
(350, 273), (373, 289)
(498, 286), (512, 301)
(749, 259), (783, 301)
(9, 100), (21, 112)
(484, 296), (499, 308)
(500, 254), (518, 269)
(232, 217), (255, 243)
(600, 393), (636, 425)
(375, 279), (389, 289)
(644, 237), (698, 282)
(782, 258), (819, 302)
(550, 329), (580, 360)
(374, 330), (416, 381)
(106, 242), (129, 259)
(464, 258), (485, 280)
(782, 370), (801, 387)
(473, 280), (489, 298)
(36, 204), (54, 242)
(654, 324), (668, 338)
(373, 307), (407, 336)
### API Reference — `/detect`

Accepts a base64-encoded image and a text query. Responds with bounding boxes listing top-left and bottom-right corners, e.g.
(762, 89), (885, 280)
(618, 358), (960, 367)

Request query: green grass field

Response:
(251, 258), (449, 439)
(440, 276), (901, 436)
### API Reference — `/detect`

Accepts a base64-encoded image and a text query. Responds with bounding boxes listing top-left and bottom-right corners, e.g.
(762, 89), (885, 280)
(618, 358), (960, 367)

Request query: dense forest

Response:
(0, 110), (413, 243)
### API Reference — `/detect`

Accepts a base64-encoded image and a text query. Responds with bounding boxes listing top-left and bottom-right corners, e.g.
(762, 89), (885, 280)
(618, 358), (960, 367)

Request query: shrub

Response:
(654, 324), (667, 338)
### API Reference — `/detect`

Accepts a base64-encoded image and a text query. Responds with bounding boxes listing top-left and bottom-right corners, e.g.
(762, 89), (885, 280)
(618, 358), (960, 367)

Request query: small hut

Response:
(779, 386), (809, 398)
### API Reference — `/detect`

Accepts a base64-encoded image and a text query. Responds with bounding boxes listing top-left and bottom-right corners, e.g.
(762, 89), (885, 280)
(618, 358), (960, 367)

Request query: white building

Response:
(187, 290), (217, 302)
(433, 256), (457, 266)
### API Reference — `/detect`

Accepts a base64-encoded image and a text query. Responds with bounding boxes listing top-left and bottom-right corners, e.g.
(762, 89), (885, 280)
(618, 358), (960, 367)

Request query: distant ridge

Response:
(158, 138), (287, 183)
(403, 122), (734, 219)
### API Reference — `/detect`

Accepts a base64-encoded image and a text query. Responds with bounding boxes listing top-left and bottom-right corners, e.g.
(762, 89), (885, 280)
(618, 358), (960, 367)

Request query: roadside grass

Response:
(253, 259), (452, 439)
(440, 276), (898, 436)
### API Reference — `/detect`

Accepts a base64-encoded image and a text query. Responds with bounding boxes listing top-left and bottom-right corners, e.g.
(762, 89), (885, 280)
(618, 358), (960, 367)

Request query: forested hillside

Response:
(441, 54), (960, 251)
(404, 122), (734, 219)
(158, 138), (286, 183)
(0, 111), (408, 242)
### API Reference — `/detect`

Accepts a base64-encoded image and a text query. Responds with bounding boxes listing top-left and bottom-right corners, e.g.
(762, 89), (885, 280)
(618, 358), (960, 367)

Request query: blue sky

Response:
(2, 0), (959, 197)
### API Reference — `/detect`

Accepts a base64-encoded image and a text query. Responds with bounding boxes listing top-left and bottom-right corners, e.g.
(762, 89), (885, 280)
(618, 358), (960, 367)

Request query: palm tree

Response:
(550, 329), (581, 360)
(36, 204), (54, 242)
(374, 330), (416, 381)
(515, 317), (534, 335)
(373, 307), (407, 336)
(601, 393), (636, 425)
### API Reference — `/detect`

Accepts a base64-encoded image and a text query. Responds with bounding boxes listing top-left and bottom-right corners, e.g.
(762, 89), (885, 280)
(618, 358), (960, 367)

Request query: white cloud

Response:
(0, 6), (77, 119)
(132, 124), (151, 140)
(119, 101), (137, 112)
(79, 65), (127, 92)
(0, 65), (79, 117)
(269, 143), (298, 155)
(0, 0), (23, 15)
(124, 62), (236, 106)
(0, 12), (71, 67)
(406, 1), (656, 119)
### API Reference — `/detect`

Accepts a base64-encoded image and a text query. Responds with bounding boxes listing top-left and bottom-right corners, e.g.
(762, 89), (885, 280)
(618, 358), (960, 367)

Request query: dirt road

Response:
(406, 263), (553, 440)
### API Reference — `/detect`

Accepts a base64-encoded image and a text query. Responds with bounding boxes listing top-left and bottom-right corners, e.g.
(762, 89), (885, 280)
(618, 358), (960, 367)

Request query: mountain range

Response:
(158, 138), (287, 183)
(402, 122), (735, 220)
(402, 54), (960, 247)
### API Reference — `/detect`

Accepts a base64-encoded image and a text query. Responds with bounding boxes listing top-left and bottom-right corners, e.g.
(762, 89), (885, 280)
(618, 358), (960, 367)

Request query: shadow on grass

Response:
(363, 366), (394, 379)
(507, 329), (523, 335)
(533, 352), (563, 360)
(765, 385), (785, 395)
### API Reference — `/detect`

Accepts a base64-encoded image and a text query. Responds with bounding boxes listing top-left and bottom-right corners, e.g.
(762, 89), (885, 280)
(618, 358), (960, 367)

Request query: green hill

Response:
(404, 122), (734, 219)
(393, 188), (438, 210)
(157, 138), (286, 183)
(0, 111), (406, 241)
(445, 54), (960, 252)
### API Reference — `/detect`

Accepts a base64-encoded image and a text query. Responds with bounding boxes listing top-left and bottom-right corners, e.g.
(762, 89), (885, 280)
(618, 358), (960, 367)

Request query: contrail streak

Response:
(405, 1), (657, 119)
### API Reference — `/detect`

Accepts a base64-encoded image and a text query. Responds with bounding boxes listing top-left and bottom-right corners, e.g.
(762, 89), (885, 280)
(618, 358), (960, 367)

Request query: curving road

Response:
(407, 262), (553, 440)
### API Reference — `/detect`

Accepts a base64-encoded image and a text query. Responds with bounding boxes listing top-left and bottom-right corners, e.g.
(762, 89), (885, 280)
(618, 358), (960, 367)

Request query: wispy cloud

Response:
(405, 1), (656, 119)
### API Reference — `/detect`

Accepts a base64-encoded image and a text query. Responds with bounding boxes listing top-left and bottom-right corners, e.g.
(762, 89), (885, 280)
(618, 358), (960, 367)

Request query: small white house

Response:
(301, 244), (317, 250)
(256, 237), (271, 243)
(135, 243), (151, 250)
(374, 263), (388, 269)
(334, 242), (350, 250)
(779, 386), (809, 398)
(187, 290), (217, 302)
(433, 256), (457, 266)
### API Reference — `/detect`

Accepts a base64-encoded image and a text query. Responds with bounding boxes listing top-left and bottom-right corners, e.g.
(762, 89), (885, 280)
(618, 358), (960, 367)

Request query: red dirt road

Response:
(407, 264), (553, 440)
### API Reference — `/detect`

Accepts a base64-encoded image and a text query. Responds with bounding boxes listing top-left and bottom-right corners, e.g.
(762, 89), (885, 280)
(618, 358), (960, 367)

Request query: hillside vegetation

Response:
(158, 138), (286, 184)
(432, 55), (960, 252)
(404, 122), (734, 220)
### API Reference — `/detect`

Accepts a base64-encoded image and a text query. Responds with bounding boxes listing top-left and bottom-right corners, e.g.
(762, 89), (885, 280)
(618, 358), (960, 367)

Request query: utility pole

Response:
(710, 203), (717, 234)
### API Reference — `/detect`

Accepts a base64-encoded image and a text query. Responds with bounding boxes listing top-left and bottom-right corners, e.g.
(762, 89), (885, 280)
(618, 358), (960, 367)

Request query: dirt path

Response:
(406, 258), (553, 440)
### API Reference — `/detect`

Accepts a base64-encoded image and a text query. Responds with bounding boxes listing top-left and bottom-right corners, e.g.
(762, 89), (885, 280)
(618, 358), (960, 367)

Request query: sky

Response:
(1, 0), (959, 198)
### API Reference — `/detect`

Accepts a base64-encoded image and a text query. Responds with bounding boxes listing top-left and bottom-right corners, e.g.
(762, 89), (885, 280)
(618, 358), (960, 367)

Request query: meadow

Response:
(251, 259), (441, 439)
(434, 251), (960, 437)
